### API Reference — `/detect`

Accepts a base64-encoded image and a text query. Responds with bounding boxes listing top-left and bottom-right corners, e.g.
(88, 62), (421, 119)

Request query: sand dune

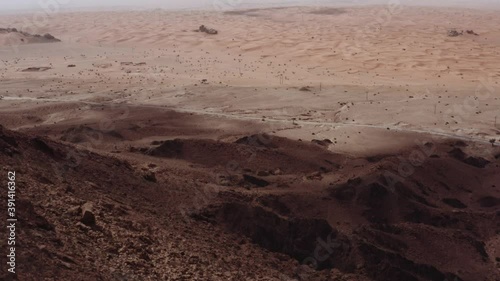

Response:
(1, 7), (499, 143)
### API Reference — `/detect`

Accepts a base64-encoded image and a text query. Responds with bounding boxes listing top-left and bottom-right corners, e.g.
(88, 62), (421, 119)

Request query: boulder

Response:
(81, 202), (96, 226)
(199, 25), (218, 35)
(447, 29), (463, 37)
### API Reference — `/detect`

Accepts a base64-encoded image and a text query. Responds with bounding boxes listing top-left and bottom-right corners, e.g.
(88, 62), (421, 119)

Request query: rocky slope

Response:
(0, 126), (499, 280)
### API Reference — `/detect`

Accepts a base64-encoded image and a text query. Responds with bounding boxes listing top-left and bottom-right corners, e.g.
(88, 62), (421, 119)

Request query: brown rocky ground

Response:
(0, 106), (499, 280)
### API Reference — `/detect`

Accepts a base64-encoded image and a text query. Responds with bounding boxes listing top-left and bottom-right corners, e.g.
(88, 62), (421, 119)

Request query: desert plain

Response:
(0, 3), (499, 281)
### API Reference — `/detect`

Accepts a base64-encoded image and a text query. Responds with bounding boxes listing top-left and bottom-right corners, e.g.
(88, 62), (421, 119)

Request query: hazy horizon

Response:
(2, 0), (500, 12)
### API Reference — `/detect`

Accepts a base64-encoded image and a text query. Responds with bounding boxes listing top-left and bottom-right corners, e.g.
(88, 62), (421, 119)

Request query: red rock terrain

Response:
(0, 118), (499, 280)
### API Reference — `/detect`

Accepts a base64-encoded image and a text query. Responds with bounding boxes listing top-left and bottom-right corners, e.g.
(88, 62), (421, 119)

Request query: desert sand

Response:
(0, 4), (499, 281)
